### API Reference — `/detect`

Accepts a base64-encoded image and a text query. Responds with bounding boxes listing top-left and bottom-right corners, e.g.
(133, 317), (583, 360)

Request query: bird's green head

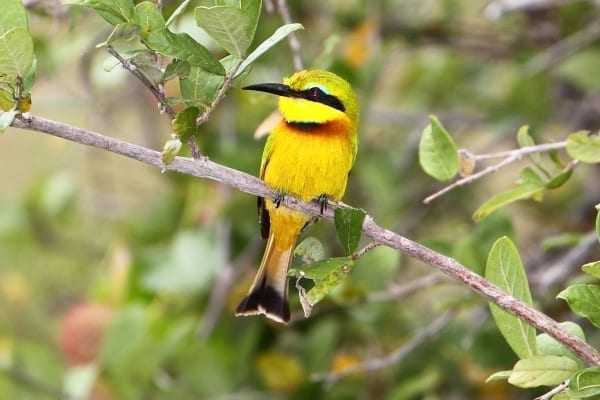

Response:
(244, 70), (359, 127)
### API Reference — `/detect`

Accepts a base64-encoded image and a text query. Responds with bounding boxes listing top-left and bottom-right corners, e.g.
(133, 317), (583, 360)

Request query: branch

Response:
(311, 311), (454, 383)
(275, 0), (304, 71)
(7, 112), (600, 367)
(106, 45), (176, 120)
(534, 380), (569, 400)
(423, 141), (567, 204)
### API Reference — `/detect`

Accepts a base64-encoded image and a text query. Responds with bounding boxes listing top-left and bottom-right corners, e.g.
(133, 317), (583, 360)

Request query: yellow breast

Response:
(262, 119), (355, 202)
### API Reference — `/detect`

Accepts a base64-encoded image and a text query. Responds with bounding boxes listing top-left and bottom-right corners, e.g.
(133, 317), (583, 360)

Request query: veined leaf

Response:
(0, 0), (28, 34)
(179, 55), (240, 107)
(0, 27), (34, 82)
(98, 23), (141, 47)
(294, 237), (325, 264)
(569, 367), (600, 399)
(145, 27), (225, 75)
(172, 106), (200, 140)
(236, 23), (304, 78)
(289, 257), (353, 306)
(334, 207), (366, 255)
(419, 115), (460, 181)
(195, 0), (261, 57)
(566, 130), (600, 163)
(134, 1), (165, 38)
(557, 284), (600, 328)
(537, 321), (586, 365)
(64, 0), (135, 26)
(485, 236), (536, 359)
(582, 261), (600, 280)
(509, 356), (579, 388)
(473, 182), (544, 221)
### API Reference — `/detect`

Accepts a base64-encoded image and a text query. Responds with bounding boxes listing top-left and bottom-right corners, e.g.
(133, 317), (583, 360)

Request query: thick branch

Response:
(8, 112), (600, 367)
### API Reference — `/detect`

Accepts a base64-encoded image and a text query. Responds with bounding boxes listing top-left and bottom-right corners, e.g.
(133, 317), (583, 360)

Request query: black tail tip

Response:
(236, 285), (290, 324)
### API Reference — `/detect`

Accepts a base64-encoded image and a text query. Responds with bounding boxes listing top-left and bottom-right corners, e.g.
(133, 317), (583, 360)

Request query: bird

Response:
(235, 70), (359, 324)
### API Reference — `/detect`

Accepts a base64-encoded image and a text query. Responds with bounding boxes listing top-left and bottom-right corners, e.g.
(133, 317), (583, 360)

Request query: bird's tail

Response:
(236, 232), (292, 323)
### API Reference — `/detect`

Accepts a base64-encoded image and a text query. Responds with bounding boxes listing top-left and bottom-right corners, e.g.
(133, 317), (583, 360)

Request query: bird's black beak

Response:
(243, 83), (297, 98)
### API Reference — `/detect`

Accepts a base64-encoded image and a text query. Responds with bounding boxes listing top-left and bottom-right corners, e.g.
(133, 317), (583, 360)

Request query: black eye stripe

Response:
(299, 87), (345, 112)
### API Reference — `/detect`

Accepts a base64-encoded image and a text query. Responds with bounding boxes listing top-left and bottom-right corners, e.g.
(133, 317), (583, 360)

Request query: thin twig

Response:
(367, 274), (446, 303)
(423, 141), (567, 204)
(7, 113), (600, 367)
(534, 380), (570, 400)
(275, 0), (303, 71)
(106, 45), (176, 120)
(311, 311), (454, 383)
(351, 241), (381, 260)
(196, 59), (244, 126)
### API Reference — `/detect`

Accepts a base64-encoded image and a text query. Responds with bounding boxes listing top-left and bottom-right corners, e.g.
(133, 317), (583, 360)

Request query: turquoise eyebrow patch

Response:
(304, 83), (329, 94)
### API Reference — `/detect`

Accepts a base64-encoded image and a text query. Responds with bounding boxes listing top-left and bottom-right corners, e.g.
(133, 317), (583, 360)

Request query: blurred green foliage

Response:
(1, 0), (600, 399)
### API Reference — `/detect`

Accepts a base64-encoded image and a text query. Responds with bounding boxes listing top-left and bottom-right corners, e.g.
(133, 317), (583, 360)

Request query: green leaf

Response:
(294, 237), (325, 264)
(99, 23), (141, 47)
(485, 370), (512, 383)
(509, 356), (579, 388)
(485, 236), (536, 359)
(537, 321), (586, 365)
(172, 106), (200, 141)
(236, 23), (304, 78)
(0, 0), (29, 34)
(582, 261), (600, 280)
(334, 207), (366, 255)
(134, 1), (165, 38)
(557, 284), (600, 328)
(194, 0), (261, 57)
(473, 182), (544, 221)
(0, 109), (17, 133)
(419, 115), (460, 181)
(161, 138), (182, 165)
(570, 368), (600, 399)
(288, 257), (353, 306)
(0, 27), (34, 82)
(64, 0), (135, 26)
(163, 59), (190, 81)
(566, 131), (600, 163)
(180, 65), (221, 108)
(100, 306), (146, 367)
(517, 125), (543, 166)
(145, 27), (225, 75)
(546, 168), (573, 189)
(179, 54), (240, 107)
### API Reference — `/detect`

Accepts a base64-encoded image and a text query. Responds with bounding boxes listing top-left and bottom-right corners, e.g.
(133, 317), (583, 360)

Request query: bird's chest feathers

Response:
(263, 120), (354, 201)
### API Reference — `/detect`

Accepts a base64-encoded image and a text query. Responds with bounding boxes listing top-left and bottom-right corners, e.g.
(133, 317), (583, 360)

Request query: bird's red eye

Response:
(308, 87), (322, 99)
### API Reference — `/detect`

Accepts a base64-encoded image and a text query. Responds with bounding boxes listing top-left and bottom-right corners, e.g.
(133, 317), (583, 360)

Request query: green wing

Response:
(257, 132), (276, 239)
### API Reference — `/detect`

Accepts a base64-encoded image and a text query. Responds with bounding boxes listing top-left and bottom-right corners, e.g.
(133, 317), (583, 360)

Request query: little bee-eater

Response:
(236, 70), (359, 323)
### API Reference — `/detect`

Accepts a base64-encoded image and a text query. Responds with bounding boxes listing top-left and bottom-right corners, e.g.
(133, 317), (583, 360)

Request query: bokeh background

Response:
(1, 0), (600, 399)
